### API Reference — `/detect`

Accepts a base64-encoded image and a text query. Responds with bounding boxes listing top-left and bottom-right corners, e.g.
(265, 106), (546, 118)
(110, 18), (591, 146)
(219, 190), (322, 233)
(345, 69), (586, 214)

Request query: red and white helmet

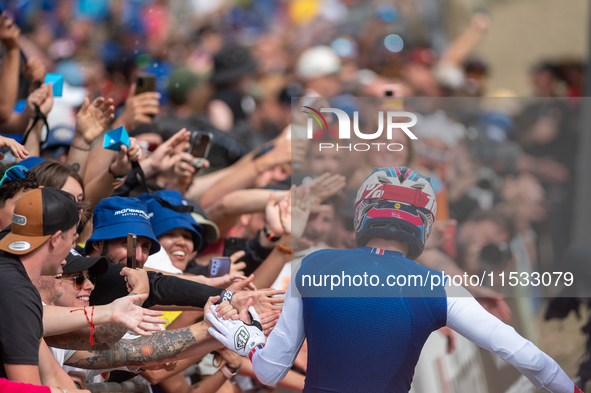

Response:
(354, 166), (437, 259)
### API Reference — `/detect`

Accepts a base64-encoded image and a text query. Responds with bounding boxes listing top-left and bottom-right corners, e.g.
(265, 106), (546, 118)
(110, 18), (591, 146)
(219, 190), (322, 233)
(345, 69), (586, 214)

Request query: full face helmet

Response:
(354, 166), (437, 259)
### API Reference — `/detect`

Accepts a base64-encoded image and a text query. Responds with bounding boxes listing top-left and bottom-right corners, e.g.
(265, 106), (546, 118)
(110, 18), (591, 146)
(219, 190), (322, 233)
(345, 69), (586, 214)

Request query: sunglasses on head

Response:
(0, 165), (29, 187)
(59, 273), (96, 290)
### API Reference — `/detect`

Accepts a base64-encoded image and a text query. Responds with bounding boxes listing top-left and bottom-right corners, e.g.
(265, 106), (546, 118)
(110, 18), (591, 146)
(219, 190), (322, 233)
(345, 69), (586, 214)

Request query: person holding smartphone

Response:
(165, 132), (212, 194)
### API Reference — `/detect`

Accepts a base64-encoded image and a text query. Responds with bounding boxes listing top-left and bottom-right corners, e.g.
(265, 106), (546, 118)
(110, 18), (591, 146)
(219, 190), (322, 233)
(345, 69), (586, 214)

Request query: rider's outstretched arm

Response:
(446, 284), (580, 393)
(250, 282), (306, 386)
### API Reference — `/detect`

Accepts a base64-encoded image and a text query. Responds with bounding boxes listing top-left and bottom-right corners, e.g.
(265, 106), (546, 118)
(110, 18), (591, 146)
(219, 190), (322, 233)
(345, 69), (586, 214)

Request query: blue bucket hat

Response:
(19, 156), (46, 170)
(85, 197), (161, 255)
(150, 189), (219, 244)
(138, 191), (203, 250)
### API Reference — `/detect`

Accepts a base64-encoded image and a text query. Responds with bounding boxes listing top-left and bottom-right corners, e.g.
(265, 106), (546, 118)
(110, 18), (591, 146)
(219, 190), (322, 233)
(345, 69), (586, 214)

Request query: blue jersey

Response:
(295, 247), (447, 393)
(250, 246), (573, 393)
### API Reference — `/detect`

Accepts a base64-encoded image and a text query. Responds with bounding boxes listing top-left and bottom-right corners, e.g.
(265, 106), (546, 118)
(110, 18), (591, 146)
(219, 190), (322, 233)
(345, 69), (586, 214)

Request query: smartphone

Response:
(189, 131), (213, 168)
(135, 74), (156, 95)
(223, 237), (245, 257)
(127, 233), (137, 269)
(208, 257), (231, 278)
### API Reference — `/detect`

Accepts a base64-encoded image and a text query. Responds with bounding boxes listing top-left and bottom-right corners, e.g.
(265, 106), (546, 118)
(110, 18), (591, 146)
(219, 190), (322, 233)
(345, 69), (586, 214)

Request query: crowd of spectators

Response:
(0, 0), (587, 392)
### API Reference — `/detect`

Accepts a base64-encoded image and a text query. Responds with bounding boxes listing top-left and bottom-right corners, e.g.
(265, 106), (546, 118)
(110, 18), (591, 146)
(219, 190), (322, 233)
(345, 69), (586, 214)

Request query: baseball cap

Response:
(295, 46), (341, 80)
(63, 248), (109, 276)
(138, 192), (203, 250)
(41, 126), (75, 151)
(0, 187), (79, 255)
(84, 197), (161, 255)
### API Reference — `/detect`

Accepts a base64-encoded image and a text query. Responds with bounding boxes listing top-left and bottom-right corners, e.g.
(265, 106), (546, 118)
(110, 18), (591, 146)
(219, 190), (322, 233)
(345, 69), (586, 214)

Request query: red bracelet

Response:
(70, 305), (95, 345)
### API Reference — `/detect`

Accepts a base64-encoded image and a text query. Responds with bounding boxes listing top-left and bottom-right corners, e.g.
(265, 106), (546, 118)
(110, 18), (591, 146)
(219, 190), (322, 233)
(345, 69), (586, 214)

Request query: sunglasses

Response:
(0, 165), (29, 187)
(59, 273), (96, 290)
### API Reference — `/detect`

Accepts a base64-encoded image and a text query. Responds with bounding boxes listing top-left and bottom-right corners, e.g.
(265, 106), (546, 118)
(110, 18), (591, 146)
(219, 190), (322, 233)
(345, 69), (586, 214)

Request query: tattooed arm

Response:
(65, 323), (221, 369)
(44, 322), (127, 351)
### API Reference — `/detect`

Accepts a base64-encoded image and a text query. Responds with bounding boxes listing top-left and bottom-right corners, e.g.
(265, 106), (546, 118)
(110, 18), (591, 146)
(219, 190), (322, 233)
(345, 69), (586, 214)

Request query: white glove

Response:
(206, 305), (266, 357)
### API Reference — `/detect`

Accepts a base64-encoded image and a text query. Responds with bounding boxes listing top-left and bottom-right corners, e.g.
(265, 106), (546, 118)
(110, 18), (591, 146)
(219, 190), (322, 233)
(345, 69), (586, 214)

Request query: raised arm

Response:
(83, 137), (142, 211)
(84, 84), (160, 182)
(251, 185), (312, 289)
(198, 130), (306, 208)
(67, 97), (115, 177)
(446, 284), (580, 393)
(65, 297), (231, 369)
(64, 321), (221, 369)
(43, 293), (163, 337)
(439, 11), (491, 67)
(207, 189), (288, 235)
(0, 12), (21, 123)
(45, 269), (153, 351)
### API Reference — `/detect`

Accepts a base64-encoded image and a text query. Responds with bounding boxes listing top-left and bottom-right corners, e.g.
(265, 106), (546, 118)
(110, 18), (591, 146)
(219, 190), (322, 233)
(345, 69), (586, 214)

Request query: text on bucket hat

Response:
(84, 197), (160, 255)
(0, 187), (79, 255)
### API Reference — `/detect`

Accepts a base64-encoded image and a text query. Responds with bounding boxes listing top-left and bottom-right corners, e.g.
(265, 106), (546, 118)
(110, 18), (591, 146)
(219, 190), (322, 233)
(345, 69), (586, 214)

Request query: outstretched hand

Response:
(226, 273), (256, 292)
(76, 97), (115, 144)
(0, 136), (28, 160)
(204, 272), (249, 290)
(206, 303), (266, 357)
(231, 286), (285, 317)
(280, 184), (313, 240)
(264, 191), (284, 238)
(143, 128), (191, 176)
(307, 172), (347, 206)
(109, 293), (166, 336)
(117, 83), (160, 130)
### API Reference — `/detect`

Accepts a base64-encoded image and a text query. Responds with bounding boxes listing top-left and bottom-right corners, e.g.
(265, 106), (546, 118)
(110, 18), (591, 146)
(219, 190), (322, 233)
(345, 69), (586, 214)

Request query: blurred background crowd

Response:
(0, 0), (590, 392)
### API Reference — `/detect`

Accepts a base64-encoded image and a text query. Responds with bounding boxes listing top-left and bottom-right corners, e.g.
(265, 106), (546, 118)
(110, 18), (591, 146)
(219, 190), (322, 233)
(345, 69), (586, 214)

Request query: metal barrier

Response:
(87, 382), (150, 393)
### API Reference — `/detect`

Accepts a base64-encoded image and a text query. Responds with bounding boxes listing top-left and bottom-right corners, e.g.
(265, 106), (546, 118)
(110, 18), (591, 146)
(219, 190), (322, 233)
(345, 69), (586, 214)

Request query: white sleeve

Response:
(446, 284), (574, 393)
(251, 280), (305, 386)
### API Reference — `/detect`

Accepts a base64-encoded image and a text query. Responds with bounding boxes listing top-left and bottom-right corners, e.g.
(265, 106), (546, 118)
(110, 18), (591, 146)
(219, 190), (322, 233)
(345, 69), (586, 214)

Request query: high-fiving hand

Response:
(206, 304), (266, 357)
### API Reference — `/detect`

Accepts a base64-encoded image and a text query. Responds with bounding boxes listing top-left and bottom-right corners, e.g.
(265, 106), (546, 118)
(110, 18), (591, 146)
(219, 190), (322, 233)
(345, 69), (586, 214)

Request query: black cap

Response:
(63, 248), (109, 276)
(210, 46), (257, 85)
